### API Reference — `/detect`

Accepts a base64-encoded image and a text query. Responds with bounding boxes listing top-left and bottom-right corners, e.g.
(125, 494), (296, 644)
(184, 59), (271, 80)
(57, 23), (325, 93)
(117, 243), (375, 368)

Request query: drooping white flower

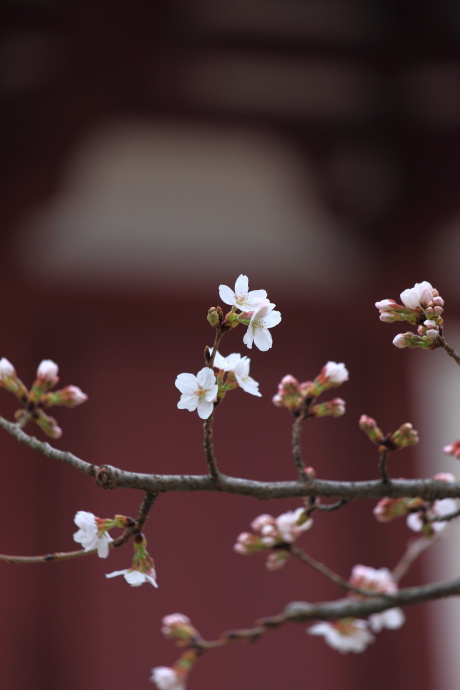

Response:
(36, 359), (59, 383)
(219, 274), (267, 312)
(211, 350), (241, 371)
(243, 300), (282, 351)
(150, 666), (185, 690)
(308, 619), (374, 653)
(0, 357), (15, 380)
(73, 510), (113, 559)
(400, 281), (435, 310)
(369, 607), (405, 633)
(105, 567), (158, 587)
(233, 356), (261, 396)
(175, 368), (218, 420)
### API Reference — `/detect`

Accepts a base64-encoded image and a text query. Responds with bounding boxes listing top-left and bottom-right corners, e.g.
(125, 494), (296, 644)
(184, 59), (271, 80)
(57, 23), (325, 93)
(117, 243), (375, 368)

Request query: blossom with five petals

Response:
(175, 368), (218, 419)
(219, 274), (267, 312)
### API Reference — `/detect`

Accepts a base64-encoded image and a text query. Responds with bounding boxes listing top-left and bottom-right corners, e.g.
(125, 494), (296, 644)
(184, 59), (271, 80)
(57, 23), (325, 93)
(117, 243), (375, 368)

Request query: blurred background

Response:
(1, 0), (460, 688)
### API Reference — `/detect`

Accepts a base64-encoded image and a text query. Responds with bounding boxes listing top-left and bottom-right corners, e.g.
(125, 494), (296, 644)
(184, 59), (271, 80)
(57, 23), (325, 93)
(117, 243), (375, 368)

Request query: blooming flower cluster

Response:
(0, 358), (87, 438)
(234, 507), (312, 570)
(308, 565), (404, 653)
(272, 362), (348, 417)
(219, 275), (281, 351)
(176, 276), (279, 418)
(375, 281), (444, 350)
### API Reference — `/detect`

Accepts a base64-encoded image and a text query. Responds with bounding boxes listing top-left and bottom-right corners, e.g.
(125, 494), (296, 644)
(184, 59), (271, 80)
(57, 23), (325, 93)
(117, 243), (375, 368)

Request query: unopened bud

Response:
(359, 415), (384, 444)
(390, 422), (419, 449)
(207, 308), (219, 327)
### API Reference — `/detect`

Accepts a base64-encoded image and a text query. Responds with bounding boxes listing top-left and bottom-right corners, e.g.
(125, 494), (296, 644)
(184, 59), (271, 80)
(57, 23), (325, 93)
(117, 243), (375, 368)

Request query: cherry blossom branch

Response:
(162, 572), (460, 675)
(3, 416), (460, 505)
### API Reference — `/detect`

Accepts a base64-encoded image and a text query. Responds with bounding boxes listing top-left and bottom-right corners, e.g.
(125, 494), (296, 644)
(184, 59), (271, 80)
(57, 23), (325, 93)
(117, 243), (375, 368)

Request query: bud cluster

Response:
(234, 507), (312, 570)
(359, 415), (418, 451)
(273, 362), (348, 417)
(375, 281), (444, 351)
(0, 358), (87, 438)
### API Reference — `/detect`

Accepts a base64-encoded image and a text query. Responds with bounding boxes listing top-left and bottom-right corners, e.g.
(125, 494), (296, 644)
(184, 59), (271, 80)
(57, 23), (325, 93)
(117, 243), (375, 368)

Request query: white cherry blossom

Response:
(151, 666), (185, 690)
(243, 300), (282, 351)
(73, 510), (113, 559)
(323, 361), (349, 386)
(211, 350), (241, 371)
(175, 368), (218, 419)
(219, 274), (267, 312)
(400, 281), (435, 310)
(234, 357), (261, 396)
(308, 619), (374, 653)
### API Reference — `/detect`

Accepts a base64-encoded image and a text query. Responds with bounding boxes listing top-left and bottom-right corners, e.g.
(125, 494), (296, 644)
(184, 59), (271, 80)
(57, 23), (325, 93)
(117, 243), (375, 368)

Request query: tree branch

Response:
(2, 415), (460, 502)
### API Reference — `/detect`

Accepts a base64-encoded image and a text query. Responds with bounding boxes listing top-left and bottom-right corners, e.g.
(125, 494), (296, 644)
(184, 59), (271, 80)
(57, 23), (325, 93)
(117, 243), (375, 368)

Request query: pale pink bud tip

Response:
(392, 334), (408, 348)
(37, 359), (59, 382)
(65, 385), (88, 404)
(0, 357), (16, 379)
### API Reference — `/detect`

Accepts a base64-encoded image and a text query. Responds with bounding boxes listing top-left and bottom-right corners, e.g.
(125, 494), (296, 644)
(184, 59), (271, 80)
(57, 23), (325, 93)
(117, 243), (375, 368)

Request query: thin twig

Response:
(289, 545), (377, 597)
(203, 414), (221, 480)
(437, 336), (460, 365)
(0, 548), (96, 564)
(392, 536), (435, 583)
(378, 448), (391, 484)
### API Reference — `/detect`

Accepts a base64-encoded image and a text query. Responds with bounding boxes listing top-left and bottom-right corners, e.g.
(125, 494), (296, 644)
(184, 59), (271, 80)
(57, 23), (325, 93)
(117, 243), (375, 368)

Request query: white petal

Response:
(197, 399), (214, 419)
(196, 367), (216, 389)
(175, 373), (197, 393)
(218, 284), (235, 305)
(254, 328), (273, 351)
(263, 310), (282, 328)
(234, 274), (249, 295)
(105, 569), (128, 579)
(177, 394), (198, 411)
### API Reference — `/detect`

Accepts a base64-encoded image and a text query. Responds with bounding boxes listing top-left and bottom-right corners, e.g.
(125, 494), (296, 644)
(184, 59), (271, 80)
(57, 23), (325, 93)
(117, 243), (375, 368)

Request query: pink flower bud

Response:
(359, 415), (384, 445)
